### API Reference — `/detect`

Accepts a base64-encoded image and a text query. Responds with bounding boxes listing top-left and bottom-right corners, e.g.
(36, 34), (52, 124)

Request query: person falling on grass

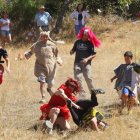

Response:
(39, 78), (81, 135)
(0, 45), (10, 84)
(67, 88), (108, 132)
(24, 31), (62, 103)
(111, 51), (140, 114)
(40, 78), (106, 134)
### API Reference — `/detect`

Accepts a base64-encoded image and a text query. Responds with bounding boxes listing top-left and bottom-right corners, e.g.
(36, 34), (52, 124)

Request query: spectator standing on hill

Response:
(70, 3), (90, 35)
(34, 5), (52, 38)
(0, 12), (12, 47)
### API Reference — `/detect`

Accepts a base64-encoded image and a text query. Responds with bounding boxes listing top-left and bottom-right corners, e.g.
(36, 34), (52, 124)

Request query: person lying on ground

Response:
(67, 89), (108, 132)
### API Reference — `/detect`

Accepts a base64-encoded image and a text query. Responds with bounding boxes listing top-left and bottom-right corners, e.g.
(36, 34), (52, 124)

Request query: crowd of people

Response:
(0, 2), (140, 136)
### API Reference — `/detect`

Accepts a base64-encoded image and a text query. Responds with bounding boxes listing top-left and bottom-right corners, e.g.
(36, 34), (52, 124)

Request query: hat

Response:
(124, 51), (133, 57)
(38, 5), (45, 9)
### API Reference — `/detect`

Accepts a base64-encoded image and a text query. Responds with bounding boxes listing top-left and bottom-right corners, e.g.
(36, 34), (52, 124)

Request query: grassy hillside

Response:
(0, 18), (140, 140)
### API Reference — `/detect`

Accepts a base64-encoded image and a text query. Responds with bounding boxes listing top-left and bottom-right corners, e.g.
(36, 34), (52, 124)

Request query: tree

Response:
(52, 0), (74, 34)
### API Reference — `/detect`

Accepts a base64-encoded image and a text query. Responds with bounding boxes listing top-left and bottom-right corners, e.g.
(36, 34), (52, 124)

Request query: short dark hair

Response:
(124, 51), (133, 58)
(76, 3), (85, 12)
(1, 11), (8, 18)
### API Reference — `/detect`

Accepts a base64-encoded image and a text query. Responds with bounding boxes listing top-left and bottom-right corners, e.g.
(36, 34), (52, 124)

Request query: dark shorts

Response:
(1, 30), (11, 37)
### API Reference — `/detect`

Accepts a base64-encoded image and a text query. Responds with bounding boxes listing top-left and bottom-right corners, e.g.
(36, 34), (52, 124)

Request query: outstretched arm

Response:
(54, 89), (81, 109)
(24, 44), (35, 60)
(111, 75), (117, 82)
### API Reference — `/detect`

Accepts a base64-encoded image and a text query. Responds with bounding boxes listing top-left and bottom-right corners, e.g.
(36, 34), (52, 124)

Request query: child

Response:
(111, 51), (140, 114)
(0, 45), (10, 84)
(24, 31), (62, 103)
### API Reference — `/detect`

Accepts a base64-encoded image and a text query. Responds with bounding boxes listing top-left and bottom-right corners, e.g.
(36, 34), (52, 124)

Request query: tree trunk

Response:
(53, 0), (73, 34)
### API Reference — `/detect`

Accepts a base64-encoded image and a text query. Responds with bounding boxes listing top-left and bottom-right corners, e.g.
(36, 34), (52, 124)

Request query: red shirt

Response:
(40, 84), (78, 120)
(48, 84), (78, 107)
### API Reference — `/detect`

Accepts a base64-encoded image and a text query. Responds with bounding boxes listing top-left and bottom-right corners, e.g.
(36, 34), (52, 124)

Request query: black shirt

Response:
(0, 48), (8, 63)
(72, 40), (95, 64)
(78, 13), (83, 21)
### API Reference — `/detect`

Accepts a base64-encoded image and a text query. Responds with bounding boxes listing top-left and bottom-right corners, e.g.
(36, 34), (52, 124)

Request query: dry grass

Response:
(0, 18), (140, 140)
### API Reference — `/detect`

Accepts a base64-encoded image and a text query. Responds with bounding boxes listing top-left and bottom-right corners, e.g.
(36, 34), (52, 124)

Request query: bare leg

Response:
(90, 117), (100, 132)
(6, 34), (12, 44)
(42, 108), (60, 135)
(1, 36), (6, 47)
(47, 84), (53, 96)
(127, 96), (135, 114)
(55, 117), (71, 130)
(39, 82), (46, 103)
(119, 94), (128, 114)
(48, 108), (60, 125)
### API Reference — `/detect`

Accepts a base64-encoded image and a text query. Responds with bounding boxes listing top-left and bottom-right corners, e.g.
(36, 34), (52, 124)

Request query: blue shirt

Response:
(35, 12), (52, 26)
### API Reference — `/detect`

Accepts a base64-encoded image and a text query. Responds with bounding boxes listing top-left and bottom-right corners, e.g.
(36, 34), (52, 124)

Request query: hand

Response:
(70, 50), (74, 55)
(56, 57), (63, 66)
(4, 22), (9, 26)
(81, 58), (88, 64)
(75, 105), (81, 110)
(6, 68), (10, 74)
(73, 103), (81, 110)
(24, 52), (30, 60)
(110, 78), (114, 83)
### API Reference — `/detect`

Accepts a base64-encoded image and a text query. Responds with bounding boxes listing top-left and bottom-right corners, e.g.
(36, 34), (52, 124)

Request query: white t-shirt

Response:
(0, 18), (10, 31)
(70, 10), (90, 25)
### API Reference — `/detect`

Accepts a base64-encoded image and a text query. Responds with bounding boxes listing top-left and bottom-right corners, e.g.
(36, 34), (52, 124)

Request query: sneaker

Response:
(45, 120), (53, 129)
(103, 122), (109, 130)
(45, 120), (53, 135)
(95, 89), (105, 94)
